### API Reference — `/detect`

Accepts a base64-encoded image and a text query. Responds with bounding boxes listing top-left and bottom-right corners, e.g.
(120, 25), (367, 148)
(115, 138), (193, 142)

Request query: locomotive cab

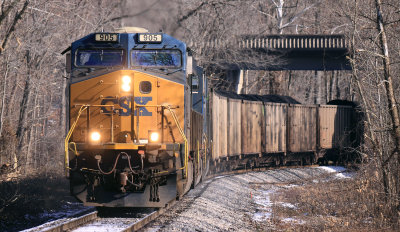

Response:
(64, 28), (206, 207)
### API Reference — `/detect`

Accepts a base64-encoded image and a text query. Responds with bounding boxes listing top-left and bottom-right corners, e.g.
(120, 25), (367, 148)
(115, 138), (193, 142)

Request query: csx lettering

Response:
(134, 97), (152, 116)
(100, 96), (152, 116)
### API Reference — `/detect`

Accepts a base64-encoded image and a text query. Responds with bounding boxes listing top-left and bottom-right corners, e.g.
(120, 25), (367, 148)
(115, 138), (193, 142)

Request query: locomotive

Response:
(64, 27), (206, 207)
(64, 28), (357, 208)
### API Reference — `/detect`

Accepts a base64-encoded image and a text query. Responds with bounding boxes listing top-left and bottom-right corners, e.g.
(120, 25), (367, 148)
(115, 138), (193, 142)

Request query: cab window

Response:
(131, 50), (181, 68)
(75, 49), (124, 67)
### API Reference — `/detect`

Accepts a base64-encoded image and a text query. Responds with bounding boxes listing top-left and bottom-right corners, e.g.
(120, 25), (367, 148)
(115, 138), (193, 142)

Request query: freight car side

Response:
(287, 104), (318, 153)
(318, 105), (357, 163)
(209, 90), (357, 169)
(263, 103), (287, 154)
(319, 105), (354, 149)
(241, 100), (263, 155)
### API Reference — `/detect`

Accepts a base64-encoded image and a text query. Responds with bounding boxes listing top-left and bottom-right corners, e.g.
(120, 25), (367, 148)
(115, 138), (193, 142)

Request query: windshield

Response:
(76, 49), (124, 67)
(131, 50), (181, 68)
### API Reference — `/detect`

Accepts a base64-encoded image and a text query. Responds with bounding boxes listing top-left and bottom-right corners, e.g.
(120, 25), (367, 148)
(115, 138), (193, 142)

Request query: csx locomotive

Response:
(64, 27), (206, 207)
(64, 28), (357, 208)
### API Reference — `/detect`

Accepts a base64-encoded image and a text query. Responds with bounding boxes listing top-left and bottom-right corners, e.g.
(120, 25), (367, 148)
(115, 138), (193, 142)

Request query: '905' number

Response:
(138, 34), (162, 43)
(95, 33), (118, 42)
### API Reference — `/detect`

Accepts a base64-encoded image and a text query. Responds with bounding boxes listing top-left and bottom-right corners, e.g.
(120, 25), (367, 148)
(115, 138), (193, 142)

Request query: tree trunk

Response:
(0, 57), (8, 138)
(375, 0), (400, 162)
(328, 71), (333, 102)
(335, 71), (340, 99)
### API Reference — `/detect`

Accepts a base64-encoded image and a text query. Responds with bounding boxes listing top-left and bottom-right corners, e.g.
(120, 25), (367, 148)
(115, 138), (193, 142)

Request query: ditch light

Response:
(149, 131), (160, 143)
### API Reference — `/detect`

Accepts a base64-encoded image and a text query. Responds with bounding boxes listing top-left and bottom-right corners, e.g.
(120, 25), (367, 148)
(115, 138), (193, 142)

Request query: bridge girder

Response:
(191, 34), (352, 71)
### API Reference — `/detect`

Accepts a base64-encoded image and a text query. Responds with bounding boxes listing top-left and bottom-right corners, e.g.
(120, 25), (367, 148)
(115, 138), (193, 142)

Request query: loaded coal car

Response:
(320, 100), (362, 163)
(63, 27), (207, 207)
(209, 90), (357, 172)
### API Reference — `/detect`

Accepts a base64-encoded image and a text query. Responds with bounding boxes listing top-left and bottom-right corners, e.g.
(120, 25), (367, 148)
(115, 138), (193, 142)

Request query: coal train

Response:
(63, 27), (358, 207)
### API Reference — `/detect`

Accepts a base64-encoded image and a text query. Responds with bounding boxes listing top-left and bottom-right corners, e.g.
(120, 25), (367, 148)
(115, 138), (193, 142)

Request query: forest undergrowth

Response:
(271, 166), (400, 231)
(0, 175), (77, 232)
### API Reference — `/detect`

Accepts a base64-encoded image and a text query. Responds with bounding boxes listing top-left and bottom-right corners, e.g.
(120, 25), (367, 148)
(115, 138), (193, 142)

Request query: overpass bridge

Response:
(189, 34), (351, 71)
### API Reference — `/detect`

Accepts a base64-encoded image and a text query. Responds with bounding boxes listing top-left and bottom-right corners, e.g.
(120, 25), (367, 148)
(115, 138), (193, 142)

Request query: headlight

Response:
(121, 84), (131, 92)
(121, 75), (131, 92)
(149, 131), (159, 143)
(90, 131), (101, 142)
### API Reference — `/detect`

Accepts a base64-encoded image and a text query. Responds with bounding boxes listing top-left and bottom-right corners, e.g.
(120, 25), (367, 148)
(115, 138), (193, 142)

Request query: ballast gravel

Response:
(141, 166), (347, 231)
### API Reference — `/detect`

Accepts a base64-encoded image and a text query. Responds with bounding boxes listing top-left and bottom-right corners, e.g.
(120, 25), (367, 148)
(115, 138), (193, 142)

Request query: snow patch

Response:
(282, 217), (305, 224)
(21, 203), (94, 232)
(252, 190), (274, 221)
(318, 166), (353, 179)
(253, 211), (272, 221)
(278, 202), (297, 209)
(319, 166), (346, 173)
(71, 218), (135, 232)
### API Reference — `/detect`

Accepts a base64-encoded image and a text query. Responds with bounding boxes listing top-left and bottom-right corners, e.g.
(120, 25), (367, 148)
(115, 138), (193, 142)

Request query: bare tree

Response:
(0, 0), (124, 177)
(333, 0), (400, 220)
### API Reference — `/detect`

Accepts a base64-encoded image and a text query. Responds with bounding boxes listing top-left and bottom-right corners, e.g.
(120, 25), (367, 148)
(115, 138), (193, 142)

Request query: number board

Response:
(95, 33), (119, 42)
(137, 34), (163, 43)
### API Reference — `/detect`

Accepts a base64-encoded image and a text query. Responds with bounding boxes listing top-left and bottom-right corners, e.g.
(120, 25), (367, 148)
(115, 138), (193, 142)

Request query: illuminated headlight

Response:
(149, 131), (159, 143)
(122, 84), (131, 92)
(121, 75), (131, 92)
(90, 131), (101, 142)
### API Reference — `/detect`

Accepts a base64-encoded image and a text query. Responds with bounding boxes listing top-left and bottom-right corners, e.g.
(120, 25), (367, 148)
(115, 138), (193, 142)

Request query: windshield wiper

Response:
(139, 67), (182, 75)
(165, 68), (183, 75)
(72, 66), (118, 77)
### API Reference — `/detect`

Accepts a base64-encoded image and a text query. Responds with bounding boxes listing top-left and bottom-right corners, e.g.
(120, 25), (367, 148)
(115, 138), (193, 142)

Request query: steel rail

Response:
(122, 199), (177, 232)
(34, 199), (176, 232)
(42, 211), (97, 232)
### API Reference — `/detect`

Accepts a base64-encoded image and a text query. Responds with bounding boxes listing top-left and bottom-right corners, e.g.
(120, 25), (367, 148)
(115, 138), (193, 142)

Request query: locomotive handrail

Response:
(68, 142), (79, 156)
(197, 140), (200, 168)
(202, 133), (208, 167)
(65, 104), (116, 177)
(164, 104), (189, 179)
(135, 104), (189, 178)
(66, 103), (189, 178)
(64, 105), (87, 177)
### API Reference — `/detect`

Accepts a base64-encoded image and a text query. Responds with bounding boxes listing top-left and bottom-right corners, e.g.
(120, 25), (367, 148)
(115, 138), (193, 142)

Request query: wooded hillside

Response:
(1, 0), (400, 226)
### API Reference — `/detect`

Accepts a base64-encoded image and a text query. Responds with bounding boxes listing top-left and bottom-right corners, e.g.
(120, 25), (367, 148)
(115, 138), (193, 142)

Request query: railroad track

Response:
(34, 199), (175, 232)
(206, 164), (320, 180)
(30, 164), (328, 232)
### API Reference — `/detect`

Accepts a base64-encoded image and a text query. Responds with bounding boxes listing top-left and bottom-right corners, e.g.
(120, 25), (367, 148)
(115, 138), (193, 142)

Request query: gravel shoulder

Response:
(141, 166), (349, 232)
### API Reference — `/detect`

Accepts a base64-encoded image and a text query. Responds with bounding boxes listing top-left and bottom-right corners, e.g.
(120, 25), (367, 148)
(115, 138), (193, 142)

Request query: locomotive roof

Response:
(214, 90), (300, 104)
(71, 32), (186, 50)
(69, 31), (188, 84)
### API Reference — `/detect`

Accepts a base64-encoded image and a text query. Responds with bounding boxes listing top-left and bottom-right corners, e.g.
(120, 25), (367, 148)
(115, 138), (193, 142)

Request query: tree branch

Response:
(0, 0), (18, 26)
(103, 0), (162, 23)
(0, 0), (28, 55)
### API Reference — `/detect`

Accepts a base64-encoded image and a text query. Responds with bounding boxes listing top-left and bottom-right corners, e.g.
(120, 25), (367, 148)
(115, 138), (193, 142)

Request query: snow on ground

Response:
(278, 202), (297, 209)
(252, 190), (274, 222)
(281, 217), (305, 224)
(21, 202), (94, 232)
(251, 166), (353, 227)
(141, 166), (353, 231)
(24, 166), (353, 232)
(71, 218), (137, 232)
(318, 166), (354, 179)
